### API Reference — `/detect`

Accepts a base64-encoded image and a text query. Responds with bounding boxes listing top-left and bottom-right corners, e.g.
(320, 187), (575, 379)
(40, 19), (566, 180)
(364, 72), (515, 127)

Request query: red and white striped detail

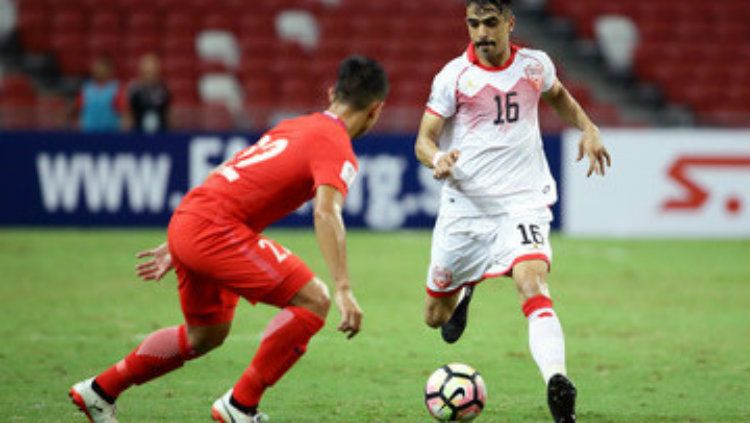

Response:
(522, 294), (555, 320)
(426, 253), (550, 298)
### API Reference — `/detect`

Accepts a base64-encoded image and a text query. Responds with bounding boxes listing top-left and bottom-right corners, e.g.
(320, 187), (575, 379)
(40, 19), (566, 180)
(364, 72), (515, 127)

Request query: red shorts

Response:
(167, 212), (314, 326)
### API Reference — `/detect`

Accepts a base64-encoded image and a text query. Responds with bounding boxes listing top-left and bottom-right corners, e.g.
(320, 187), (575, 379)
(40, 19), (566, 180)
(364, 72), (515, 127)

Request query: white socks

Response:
(523, 295), (567, 384)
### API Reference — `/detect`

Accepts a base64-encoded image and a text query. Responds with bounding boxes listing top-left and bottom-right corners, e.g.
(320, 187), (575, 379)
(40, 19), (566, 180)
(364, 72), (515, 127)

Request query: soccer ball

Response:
(424, 363), (487, 421)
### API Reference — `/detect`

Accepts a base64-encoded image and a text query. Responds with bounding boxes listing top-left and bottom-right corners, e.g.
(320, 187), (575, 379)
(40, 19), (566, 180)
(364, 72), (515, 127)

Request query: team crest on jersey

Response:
(431, 266), (453, 289)
(524, 62), (544, 91)
(339, 160), (357, 189)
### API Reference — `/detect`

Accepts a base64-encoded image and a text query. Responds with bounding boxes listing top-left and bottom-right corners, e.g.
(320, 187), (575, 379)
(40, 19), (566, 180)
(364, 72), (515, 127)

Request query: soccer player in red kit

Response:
(69, 56), (389, 423)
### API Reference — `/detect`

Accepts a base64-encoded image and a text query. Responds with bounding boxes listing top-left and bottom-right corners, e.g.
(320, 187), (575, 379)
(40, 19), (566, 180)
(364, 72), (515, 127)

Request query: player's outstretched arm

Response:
(542, 80), (611, 177)
(135, 242), (173, 282)
(414, 112), (460, 180)
(313, 185), (363, 339)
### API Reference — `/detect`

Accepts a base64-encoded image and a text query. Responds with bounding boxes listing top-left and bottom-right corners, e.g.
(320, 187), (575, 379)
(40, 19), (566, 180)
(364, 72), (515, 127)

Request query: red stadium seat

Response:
(156, 0), (184, 12)
(317, 15), (353, 42)
(697, 110), (750, 127)
(160, 35), (196, 58)
(388, 80), (430, 108)
(161, 56), (198, 80)
(164, 13), (198, 37)
(123, 35), (162, 60)
(90, 13), (121, 32)
(18, 0), (47, 16)
(17, 11), (50, 52)
(565, 82), (594, 108)
(202, 13), (237, 33)
(238, 14), (275, 36)
(168, 78), (200, 106)
(587, 103), (622, 126)
(0, 76), (38, 130)
(1, 75), (37, 100)
(0, 104), (37, 130)
(50, 33), (90, 75)
(244, 77), (277, 108)
(88, 33), (121, 57)
(375, 106), (423, 133)
(16, 0), (701, 131)
(200, 102), (235, 130)
(170, 105), (196, 130)
(35, 96), (69, 130)
(278, 76), (323, 109)
(316, 38), (354, 64)
(52, 11), (87, 32)
(190, 0), (244, 15)
(239, 55), (274, 83)
(127, 13), (160, 34)
(116, 0), (157, 13)
(199, 61), (234, 76)
(349, 39), (389, 62)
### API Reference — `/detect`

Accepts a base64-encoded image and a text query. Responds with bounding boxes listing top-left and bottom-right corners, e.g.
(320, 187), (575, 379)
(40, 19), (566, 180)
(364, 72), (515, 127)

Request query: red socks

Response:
(92, 306), (324, 407)
(94, 325), (197, 399)
(232, 306), (325, 408)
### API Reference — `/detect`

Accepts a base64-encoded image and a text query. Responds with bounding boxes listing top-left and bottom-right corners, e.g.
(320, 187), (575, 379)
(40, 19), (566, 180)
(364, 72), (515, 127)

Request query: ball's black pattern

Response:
(424, 364), (486, 421)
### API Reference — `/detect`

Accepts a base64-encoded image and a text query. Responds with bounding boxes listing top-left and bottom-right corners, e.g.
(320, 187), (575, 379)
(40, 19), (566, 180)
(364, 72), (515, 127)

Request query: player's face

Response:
(466, 4), (514, 62)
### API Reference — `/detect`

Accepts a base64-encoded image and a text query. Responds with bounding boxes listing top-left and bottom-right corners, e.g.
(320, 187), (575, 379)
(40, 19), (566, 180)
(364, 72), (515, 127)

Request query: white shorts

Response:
(426, 207), (553, 297)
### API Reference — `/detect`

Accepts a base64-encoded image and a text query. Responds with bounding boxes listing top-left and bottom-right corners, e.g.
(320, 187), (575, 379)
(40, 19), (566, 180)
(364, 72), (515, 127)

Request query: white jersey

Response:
(426, 44), (558, 216)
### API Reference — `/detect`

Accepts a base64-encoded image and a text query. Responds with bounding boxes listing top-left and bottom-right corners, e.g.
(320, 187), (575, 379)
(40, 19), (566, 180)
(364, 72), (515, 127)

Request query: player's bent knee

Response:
(290, 277), (330, 319)
(312, 279), (331, 317)
(424, 303), (450, 328)
(425, 313), (447, 329)
(187, 323), (230, 355)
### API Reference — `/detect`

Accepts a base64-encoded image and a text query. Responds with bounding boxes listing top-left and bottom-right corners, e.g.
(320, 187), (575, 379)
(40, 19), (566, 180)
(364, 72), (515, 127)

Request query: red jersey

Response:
(176, 112), (358, 232)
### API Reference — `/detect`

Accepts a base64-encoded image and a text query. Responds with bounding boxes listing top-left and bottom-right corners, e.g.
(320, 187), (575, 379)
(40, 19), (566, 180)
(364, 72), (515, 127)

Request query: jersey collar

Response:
(466, 42), (519, 72)
(322, 111), (348, 133)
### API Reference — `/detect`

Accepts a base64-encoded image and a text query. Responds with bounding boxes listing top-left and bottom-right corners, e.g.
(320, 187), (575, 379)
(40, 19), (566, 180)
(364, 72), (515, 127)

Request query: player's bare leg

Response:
(441, 286), (476, 344)
(187, 323), (232, 354)
(512, 260), (576, 422)
(425, 288), (476, 343)
(70, 322), (228, 422)
(215, 278), (329, 422)
(288, 276), (332, 318)
(424, 292), (460, 329)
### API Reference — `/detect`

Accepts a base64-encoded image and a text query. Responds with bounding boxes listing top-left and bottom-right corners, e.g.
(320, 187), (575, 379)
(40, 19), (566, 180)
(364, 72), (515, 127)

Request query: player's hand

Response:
(334, 287), (363, 339)
(577, 128), (611, 177)
(135, 242), (173, 282)
(433, 149), (461, 180)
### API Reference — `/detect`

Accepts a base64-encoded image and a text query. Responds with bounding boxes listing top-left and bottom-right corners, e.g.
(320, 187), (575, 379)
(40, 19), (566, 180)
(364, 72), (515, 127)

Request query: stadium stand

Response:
(10, 0), (738, 131)
(548, 0), (750, 127)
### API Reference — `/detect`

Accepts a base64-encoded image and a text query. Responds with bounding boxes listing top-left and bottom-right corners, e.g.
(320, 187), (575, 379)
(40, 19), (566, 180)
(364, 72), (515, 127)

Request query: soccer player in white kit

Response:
(415, 1), (611, 422)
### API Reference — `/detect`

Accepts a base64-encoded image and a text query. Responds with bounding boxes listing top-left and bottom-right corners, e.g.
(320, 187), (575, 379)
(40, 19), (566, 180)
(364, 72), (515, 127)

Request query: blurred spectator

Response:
(125, 54), (171, 133)
(72, 57), (126, 132)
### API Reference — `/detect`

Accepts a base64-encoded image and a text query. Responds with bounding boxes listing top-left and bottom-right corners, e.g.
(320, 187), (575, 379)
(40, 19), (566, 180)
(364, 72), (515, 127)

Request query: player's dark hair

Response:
(466, 0), (512, 13)
(334, 55), (389, 110)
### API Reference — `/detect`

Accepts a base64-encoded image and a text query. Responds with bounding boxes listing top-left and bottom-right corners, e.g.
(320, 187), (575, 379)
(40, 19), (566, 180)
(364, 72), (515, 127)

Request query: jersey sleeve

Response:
(538, 51), (557, 93)
(310, 138), (358, 198)
(426, 64), (459, 118)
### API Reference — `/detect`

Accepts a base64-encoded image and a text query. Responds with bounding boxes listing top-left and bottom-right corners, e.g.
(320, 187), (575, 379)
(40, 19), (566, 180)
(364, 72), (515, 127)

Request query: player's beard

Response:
(475, 40), (497, 58)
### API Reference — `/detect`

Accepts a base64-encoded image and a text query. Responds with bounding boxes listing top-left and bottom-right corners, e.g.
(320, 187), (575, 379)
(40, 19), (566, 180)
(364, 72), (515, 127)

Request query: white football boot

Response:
(69, 378), (118, 423)
(211, 389), (270, 423)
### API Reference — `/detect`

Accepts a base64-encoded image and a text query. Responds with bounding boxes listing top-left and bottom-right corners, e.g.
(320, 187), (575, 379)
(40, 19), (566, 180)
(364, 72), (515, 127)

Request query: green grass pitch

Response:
(0, 229), (748, 422)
